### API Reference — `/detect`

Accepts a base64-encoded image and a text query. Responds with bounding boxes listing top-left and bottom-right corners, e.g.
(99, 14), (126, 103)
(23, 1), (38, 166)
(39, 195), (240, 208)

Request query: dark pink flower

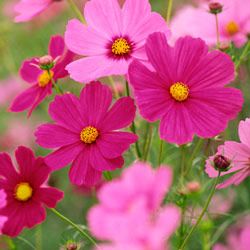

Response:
(10, 35), (74, 117)
(65, 0), (170, 83)
(35, 82), (138, 186)
(0, 146), (63, 237)
(128, 32), (243, 145)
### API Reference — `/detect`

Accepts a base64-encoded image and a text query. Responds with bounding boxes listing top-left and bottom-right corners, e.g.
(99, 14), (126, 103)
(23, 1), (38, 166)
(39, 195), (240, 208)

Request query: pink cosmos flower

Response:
(0, 146), (63, 237)
(14, 0), (65, 22)
(88, 162), (180, 250)
(10, 35), (74, 117)
(206, 118), (250, 189)
(65, 0), (170, 83)
(128, 32), (243, 145)
(35, 81), (138, 186)
(171, 0), (250, 47)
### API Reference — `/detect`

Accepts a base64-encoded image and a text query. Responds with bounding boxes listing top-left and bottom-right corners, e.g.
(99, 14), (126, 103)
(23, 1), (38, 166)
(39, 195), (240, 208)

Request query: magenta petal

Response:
(0, 153), (19, 181)
(69, 149), (102, 186)
(80, 82), (112, 126)
(25, 202), (46, 229)
(20, 59), (41, 84)
(99, 97), (136, 131)
(48, 93), (84, 132)
(34, 187), (64, 208)
(45, 142), (84, 170)
(35, 124), (79, 148)
(49, 35), (65, 59)
(97, 132), (138, 159)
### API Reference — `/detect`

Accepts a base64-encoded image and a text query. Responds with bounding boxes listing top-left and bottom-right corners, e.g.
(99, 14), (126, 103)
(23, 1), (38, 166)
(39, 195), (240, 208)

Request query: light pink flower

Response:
(88, 162), (180, 250)
(0, 146), (63, 237)
(0, 190), (7, 234)
(128, 32), (243, 145)
(65, 0), (170, 83)
(35, 81), (138, 186)
(206, 118), (250, 189)
(171, 0), (250, 47)
(10, 35), (74, 116)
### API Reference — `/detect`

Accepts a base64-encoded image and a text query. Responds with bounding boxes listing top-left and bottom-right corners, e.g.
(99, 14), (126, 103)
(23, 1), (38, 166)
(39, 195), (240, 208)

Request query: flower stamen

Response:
(14, 182), (33, 201)
(226, 21), (239, 36)
(80, 126), (99, 144)
(111, 38), (131, 56)
(38, 70), (54, 87)
(170, 82), (189, 102)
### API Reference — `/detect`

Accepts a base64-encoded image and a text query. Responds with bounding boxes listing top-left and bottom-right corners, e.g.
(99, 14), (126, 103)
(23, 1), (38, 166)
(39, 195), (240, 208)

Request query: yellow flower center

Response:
(14, 182), (33, 201)
(170, 82), (189, 102)
(226, 21), (239, 36)
(38, 70), (54, 87)
(111, 38), (131, 56)
(80, 126), (99, 144)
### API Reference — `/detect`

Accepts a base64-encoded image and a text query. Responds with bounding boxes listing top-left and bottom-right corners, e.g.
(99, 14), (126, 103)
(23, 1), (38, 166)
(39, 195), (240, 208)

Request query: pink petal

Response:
(20, 59), (41, 84)
(99, 97), (136, 131)
(239, 118), (250, 148)
(65, 19), (107, 56)
(79, 82), (112, 126)
(49, 35), (65, 59)
(84, 0), (122, 38)
(35, 124), (79, 148)
(45, 142), (84, 170)
(48, 93), (84, 132)
(97, 132), (138, 159)
(69, 148), (102, 186)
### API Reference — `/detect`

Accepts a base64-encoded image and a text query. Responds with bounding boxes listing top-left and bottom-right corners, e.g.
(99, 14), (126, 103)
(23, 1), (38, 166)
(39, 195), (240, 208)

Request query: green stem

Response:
(235, 41), (250, 70)
(35, 225), (42, 250)
(47, 70), (64, 95)
(166, 0), (173, 24)
(125, 81), (142, 159)
(158, 140), (164, 166)
(103, 171), (112, 181)
(179, 172), (221, 250)
(108, 76), (119, 99)
(180, 145), (186, 187)
(67, 0), (86, 23)
(17, 236), (36, 250)
(143, 124), (153, 161)
(215, 14), (220, 48)
(50, 208), (98, 247)
(4, 237), (16, 250)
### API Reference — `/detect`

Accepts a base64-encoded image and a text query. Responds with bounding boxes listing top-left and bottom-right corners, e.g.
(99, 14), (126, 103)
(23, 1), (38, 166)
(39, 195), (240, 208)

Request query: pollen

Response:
(111, 38), (131, 56)
(14, 182), (33, 202)
(80, 126), (99, 144)
(38, 70), (54, 87)
(226, 21), (239, 36)
(170, 82), (189, 102)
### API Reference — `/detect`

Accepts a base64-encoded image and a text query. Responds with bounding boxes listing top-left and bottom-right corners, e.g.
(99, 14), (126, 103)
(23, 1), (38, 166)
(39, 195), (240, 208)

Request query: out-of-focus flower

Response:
(171, 0), (250, 47)
(10, 35), (74, 116)
(88, 162), (180, 250)
(206, 118), (250, 189)
(35, 82), (138, 186)
(65, 0), (170, 83)
(0, 146), (64, 237)
(128, 32), (243, 145)
(14, 0), (65, 22)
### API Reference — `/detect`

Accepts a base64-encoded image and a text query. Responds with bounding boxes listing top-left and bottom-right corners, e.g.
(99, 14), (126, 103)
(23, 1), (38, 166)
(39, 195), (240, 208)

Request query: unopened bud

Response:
(66, 242), (78, 250)
(39, 55), (54, 70)
(213, 155), (231, 172)
(209, 2), (223, 14)
(186, 181), (201, 193)
(219, 42), (230, 52)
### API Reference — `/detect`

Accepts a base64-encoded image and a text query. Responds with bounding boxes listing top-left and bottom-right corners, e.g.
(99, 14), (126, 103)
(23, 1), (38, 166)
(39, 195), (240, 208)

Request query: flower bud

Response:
(219, 42), (230, 52)
(39, 55), (54, 70)
(186, 181), (201, 193)
(213, 155), (231, 171)
(66, 242), (78, 250)
(209, 2), (223, 14)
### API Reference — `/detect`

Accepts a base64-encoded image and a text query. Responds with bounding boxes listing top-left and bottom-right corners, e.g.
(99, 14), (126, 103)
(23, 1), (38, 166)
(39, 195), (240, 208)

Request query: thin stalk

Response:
(47, 70), (64, 95)
(215, 14), (220, 48)
(67, 0), (86, 23)
(108, 76), (119, 99)
(235, 41), (250, 70)
(180, 145), (186, 187)
(158, 140), (164, 166)
(179, 172), (221, 250)
(103, 171), (112, 181)
(166, 0), (174, 24)
(143, 124), (153, 161)
(125, 81), (142, 159)
(50, 208), (98, 247)
(35, 225), (42, 250)
(17, 236), (36, 250)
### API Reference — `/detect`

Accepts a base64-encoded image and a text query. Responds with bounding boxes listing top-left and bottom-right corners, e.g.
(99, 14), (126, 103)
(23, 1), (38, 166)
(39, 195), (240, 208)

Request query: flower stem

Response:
(35, 225), (42, 250)
(67, 0), (86, 23)
(179, 172), (221, 250)
(125, 81), (142, 159)
(108, 76), (119, 99)
(215, 14), (220, 48)
(142, 124), (153, 161)
(103, 171), (112, 181)
(50, 208), (98, 247)
(47, 70), (64, 95)
(166, 0), (173, 24)
(235, 41), (250, 70)
(158, 140), (164, 166)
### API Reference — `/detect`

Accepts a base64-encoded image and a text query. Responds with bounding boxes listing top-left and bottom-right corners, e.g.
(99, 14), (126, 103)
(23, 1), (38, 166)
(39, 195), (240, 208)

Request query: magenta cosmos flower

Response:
(128, 32), (243, 145)
(10, 35), (74, 117)
(65, 0), (170, 83)
(206, 118), (250, 189)
(171, 0), (250, 47)
(0, 146), (63, 237)
(88, 162), (180, 250)
(35, 82), (138, 186)
(14, 0), (64, 22)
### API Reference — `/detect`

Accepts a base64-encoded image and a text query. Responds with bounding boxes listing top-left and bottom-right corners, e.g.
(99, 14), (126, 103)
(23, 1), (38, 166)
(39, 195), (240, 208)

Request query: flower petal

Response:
(49, 35), (65, 59)
(20, 59), (41, 84)
(238, 118), (250, 148)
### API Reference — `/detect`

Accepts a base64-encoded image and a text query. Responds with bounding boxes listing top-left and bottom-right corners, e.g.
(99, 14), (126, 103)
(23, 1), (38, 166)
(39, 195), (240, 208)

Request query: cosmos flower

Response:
(170, 0), (250, 47)
(0, 146), (63, 237)
(65, 0), (169, 83)
(10, 35), (74, 117)
(128, 32), (243, 145)
(206, 118), (250, 189)
(88, 162), (180, 250)
(35, 81), (137, 186)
